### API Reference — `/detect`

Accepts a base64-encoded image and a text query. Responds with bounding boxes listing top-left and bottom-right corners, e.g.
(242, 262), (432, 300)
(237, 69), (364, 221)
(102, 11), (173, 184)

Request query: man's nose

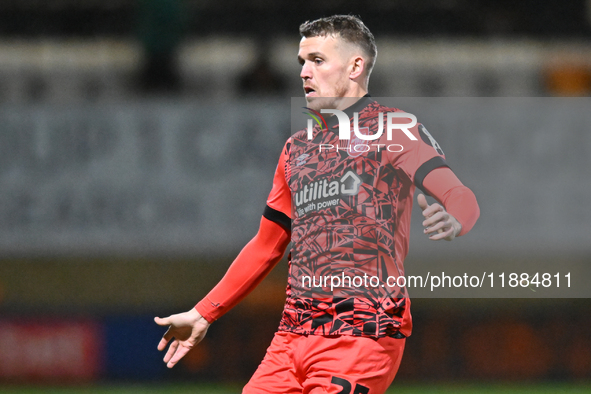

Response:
(300, 62), (312, 80)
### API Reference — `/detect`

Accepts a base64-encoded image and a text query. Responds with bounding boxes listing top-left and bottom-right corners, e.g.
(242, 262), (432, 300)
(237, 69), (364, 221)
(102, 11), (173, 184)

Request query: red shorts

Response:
(243, 331), (405, 394)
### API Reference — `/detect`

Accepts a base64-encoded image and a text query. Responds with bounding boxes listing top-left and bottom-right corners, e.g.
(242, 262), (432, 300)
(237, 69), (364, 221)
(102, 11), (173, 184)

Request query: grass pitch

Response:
(0, 382), (590, 393)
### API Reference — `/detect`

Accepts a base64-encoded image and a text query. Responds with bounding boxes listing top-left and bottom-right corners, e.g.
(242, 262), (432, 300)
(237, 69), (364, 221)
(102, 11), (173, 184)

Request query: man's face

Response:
(298, 35), (357, 111)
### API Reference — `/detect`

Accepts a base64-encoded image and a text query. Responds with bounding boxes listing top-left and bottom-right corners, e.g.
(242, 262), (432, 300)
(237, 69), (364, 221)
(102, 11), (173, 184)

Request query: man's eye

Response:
(314, 58), (323, 65)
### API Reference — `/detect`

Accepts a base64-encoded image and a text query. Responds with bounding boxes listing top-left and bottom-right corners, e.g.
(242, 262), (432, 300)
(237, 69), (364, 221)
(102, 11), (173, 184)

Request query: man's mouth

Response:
(304, 86), (316, 96)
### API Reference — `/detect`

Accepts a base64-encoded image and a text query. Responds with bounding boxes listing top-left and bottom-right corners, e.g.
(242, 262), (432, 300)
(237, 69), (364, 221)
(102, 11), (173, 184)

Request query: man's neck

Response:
(335, 85), (368, 110)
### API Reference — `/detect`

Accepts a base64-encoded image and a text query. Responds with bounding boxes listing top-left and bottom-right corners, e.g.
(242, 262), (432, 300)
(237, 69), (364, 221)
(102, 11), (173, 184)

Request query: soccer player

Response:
(155, 15), (479, 393)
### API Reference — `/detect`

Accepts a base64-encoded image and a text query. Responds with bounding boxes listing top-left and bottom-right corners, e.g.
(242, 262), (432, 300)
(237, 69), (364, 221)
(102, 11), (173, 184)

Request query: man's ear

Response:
(349, 55), (365, 80)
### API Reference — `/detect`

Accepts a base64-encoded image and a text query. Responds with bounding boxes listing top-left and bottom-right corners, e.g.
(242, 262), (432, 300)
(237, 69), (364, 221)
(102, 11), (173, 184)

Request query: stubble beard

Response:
(304, 79), (350, 111)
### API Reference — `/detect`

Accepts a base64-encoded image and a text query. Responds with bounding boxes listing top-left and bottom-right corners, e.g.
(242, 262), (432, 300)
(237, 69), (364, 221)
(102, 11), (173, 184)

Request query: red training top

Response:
(196, 96), (479, 339)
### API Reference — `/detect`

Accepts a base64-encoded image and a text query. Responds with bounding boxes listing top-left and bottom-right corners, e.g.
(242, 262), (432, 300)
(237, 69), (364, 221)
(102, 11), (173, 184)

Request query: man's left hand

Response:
(417, 193), (462, 241)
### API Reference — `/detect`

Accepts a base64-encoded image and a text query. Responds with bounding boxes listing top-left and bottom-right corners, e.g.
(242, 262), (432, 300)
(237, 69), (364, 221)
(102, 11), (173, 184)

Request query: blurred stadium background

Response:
(0, 0), (590, 392)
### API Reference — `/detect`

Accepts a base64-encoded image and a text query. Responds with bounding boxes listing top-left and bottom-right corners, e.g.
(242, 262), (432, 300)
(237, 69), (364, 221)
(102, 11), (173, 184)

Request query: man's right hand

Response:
(154, 308), (210, 368)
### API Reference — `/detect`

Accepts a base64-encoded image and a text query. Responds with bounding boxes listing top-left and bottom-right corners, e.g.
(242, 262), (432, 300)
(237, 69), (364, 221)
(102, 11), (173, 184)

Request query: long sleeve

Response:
(421, 167), (480, 236)
(195, 216), (291, 323)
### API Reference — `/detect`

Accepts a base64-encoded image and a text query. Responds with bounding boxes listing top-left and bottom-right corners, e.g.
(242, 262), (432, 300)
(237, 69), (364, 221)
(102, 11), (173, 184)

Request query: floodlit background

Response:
(0, 0), (590, 391)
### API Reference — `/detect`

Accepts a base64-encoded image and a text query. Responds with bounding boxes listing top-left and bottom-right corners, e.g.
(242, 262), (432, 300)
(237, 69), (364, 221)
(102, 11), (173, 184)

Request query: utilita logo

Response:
(303, 108), (418, 154)
(294, 171), (361, 216)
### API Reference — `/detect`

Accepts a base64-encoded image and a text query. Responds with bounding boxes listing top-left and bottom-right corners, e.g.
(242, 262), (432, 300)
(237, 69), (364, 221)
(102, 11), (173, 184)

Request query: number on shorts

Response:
(331, 376), (369, 394)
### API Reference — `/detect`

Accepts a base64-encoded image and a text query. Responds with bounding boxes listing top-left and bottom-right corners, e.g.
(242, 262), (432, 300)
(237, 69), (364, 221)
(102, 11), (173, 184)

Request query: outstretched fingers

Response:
(155, 319), (175, 352)
(167, 343), (192, 368)
(164, 339), (179, 364)
(157, 335), (171, 352)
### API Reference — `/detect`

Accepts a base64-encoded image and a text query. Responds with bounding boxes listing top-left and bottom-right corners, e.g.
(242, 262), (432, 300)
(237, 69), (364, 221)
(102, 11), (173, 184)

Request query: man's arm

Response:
(195, 216), (290, 321)
(154, 216), (290, 368)
(417, 167), (480, 241)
